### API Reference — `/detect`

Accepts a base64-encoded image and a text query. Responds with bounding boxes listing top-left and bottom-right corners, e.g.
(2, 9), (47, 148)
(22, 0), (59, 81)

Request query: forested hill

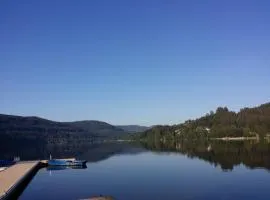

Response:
(0, 114), (128, 143)
(139, 102), (270, 140)
(0, 114), (89, 135)
(65, 121), (126, 137)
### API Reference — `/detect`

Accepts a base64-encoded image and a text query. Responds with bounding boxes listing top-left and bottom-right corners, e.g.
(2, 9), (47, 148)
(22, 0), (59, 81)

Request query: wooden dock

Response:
(0, 161), (41, 200)
(0, 157), (76, 200)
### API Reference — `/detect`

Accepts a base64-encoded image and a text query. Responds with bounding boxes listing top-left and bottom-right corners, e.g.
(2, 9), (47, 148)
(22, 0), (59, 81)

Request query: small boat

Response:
(0, 160), (16, 167)
(48, 159), (87, 166)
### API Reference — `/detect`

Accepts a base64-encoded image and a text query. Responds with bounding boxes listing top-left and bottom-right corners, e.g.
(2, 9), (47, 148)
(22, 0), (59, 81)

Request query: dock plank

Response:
(0, 161), (39, 198)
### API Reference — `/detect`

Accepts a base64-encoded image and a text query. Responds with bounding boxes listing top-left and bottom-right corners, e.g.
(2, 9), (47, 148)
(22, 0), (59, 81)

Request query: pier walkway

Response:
(0, 161), (39, 199)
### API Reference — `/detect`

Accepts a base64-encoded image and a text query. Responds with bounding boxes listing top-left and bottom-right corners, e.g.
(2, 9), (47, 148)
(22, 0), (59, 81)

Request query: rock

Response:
(80, 195), (114, 200)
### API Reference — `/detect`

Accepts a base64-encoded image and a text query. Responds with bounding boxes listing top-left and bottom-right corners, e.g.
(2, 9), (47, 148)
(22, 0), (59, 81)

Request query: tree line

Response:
(138, 102), (270, 141)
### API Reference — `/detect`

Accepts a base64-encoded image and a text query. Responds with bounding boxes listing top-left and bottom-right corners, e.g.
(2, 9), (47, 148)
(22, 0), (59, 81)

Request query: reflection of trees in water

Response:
(0, 141), (145, 162)
(142, 140), (270, 171)
(2, 139), (270, 171)
(77, 142), (145, 162)
(0, 139), (93, 160)
(0, 138), (46, 160)
(44, 142), (145, 162)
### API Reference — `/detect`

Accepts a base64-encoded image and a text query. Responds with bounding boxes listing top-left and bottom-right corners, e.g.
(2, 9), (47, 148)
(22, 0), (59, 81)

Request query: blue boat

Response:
(0, 160), (16, 167)
(48, 159), (87, 166)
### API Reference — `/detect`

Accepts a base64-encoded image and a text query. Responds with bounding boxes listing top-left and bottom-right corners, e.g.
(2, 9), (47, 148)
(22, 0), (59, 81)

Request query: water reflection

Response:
(0, 141), (145, 162)
(46, 165), (87, 177)
(16, 140), (270, 200)
(46, 165), (87, 171)
(1, 140), (270, 172)
(142, 140), (270, 171)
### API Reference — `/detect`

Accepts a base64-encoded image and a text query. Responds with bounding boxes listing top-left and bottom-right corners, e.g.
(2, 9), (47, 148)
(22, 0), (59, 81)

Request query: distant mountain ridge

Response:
(0, 114), (89, 135)
(0, 114), (145, 144)
(116, 125), (149, 133)
(65, 120), (126, 137)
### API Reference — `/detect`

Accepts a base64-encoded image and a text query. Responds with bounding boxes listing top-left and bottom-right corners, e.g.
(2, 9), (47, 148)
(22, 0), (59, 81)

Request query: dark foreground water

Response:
(5, 141), (270, 200)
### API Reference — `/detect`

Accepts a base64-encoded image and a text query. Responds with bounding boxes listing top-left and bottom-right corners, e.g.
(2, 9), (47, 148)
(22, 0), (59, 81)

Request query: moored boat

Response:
(0, 159), (16, 166)
(48, 159), (87, 166)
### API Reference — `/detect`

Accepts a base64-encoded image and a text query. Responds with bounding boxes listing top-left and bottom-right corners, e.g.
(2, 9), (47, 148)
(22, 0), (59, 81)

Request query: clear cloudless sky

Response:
(1, 0), (270, 126)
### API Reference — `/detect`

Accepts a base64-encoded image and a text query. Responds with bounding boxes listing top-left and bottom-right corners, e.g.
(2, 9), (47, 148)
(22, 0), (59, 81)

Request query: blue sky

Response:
(1, 0), (270, 125)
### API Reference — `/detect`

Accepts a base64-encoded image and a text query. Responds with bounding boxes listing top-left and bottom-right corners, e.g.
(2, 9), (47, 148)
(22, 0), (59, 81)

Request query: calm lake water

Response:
(5, 141), (270, 200)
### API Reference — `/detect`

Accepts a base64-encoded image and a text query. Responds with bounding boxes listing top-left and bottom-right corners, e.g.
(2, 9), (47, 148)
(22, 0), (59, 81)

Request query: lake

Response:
(4, 141), (270, 200)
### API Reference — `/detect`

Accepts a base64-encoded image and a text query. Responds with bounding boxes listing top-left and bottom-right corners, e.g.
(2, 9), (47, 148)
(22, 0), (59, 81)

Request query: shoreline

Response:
(211, 137), (258, 141)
